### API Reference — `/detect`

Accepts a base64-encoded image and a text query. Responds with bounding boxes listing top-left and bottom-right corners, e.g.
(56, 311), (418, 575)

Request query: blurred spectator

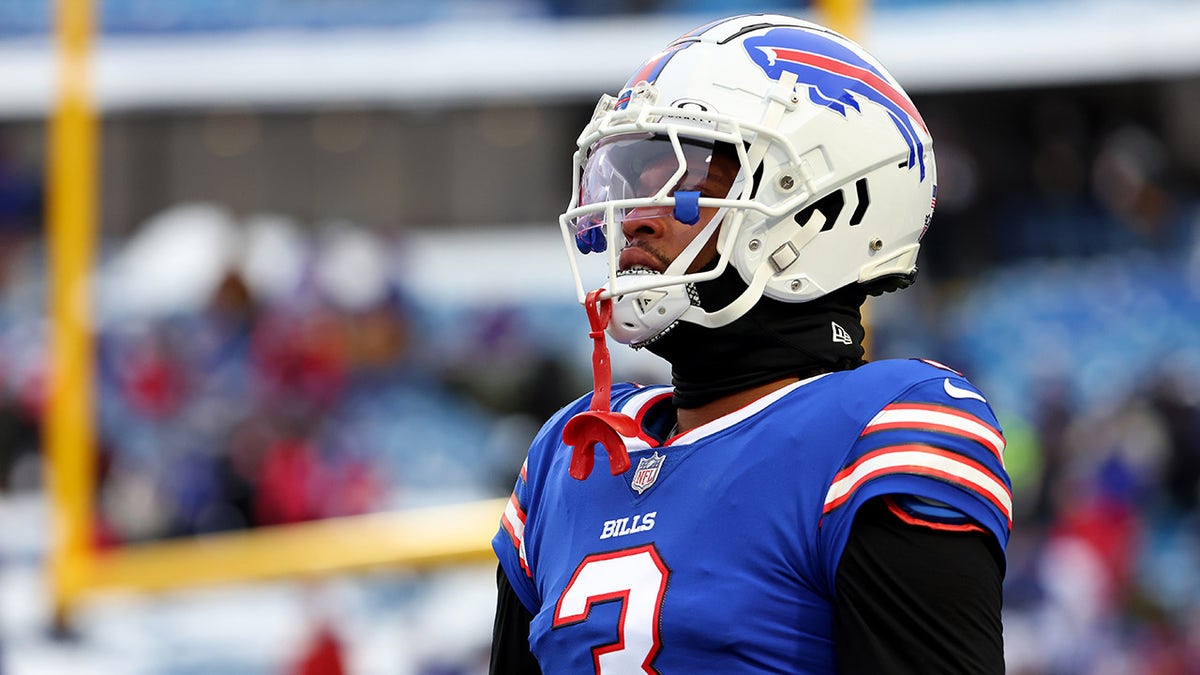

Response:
(1147, 369), (1200, 514)
(0, 392), (39, 493)
(1092, 124), (1185, 251)
(289, 621), (347, 675)
(0, 139), (40, 237)
(255, 431), (321, 527)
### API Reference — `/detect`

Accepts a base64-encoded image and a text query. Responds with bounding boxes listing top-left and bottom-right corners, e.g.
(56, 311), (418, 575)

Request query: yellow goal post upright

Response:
(42, 0), (504, 625)
(43, 0), (865, 624)
(45, 0), (100, 626)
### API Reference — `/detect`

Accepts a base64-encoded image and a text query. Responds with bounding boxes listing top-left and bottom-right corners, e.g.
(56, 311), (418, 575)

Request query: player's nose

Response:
(621, 206), (673, 241)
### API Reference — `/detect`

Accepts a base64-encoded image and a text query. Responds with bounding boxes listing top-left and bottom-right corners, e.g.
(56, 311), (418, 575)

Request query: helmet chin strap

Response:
(664, 210), (722, 277)
(680, 261), (772, 328)
(680, 204), (827, 328)
(562, 289), (640, 480)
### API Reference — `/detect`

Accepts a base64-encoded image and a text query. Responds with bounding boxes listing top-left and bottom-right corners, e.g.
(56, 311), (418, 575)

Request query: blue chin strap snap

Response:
(672, 191), (701, 225)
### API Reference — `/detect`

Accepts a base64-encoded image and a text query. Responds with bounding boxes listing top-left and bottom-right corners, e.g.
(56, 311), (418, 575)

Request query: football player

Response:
(492, 13), (1010, 674)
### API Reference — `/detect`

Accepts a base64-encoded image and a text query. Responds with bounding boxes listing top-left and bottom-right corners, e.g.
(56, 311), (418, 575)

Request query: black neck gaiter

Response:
(643, 265), (868, 409)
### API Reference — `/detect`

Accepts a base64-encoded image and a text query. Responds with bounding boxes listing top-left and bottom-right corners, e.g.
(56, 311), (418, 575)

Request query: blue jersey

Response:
(492, 359), (1011, 674)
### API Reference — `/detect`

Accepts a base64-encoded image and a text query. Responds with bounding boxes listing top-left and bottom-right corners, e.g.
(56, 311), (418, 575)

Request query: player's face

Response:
(618, 148), (739, 274)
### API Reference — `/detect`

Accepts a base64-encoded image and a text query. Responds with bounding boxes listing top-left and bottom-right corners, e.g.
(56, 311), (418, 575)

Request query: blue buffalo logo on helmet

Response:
(744, 28), (929, 181)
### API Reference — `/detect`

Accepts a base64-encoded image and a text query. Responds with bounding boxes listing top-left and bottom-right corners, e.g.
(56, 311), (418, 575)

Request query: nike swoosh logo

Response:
(944, 378), (987, 403)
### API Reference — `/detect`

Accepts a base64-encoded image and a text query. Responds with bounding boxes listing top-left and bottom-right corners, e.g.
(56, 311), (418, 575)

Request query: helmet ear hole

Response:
(848, 178), (870, 225)
(793, 190), (845, 231)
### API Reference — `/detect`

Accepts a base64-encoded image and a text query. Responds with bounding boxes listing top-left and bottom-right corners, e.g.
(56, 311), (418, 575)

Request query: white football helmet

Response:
(560, 14), (937, 346)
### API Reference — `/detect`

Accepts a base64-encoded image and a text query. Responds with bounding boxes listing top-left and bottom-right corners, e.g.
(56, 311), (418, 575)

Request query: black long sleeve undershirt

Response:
(833, 497), (1005, 674)
(490, 564), (543, 675)
(489, 495), (1005, 675)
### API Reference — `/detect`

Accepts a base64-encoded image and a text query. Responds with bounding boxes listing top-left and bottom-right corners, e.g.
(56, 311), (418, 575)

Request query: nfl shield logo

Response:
(631, 452), (666, 494)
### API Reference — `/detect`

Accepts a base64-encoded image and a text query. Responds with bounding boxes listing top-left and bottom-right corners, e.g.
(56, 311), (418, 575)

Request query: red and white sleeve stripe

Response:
(823, 443), (1012, 526)
(500, 491), (531, 578)
(863, 403), (1005, 466)
(823, 399), (1011, 527)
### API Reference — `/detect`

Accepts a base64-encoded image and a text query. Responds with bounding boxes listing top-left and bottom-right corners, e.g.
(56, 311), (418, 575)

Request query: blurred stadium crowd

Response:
(0, 205), (555, 537)
(2, 0), (1200, 673)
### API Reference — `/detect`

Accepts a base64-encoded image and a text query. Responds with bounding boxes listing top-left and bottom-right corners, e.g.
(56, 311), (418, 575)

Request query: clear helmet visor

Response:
(569, 133), (741, 253)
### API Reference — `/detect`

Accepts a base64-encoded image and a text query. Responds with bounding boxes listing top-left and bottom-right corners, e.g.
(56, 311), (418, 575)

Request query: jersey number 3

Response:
(552, 544), (670, 674)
